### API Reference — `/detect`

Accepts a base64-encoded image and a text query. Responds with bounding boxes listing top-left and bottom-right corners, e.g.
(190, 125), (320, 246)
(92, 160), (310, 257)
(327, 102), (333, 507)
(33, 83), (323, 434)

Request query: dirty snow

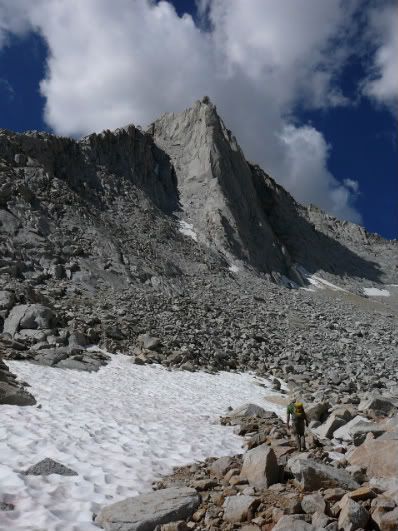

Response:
(296, 266), (347, 293)
(178, 220), (198, 241)
(363, 287), (390, 297)
(0, 355), (283, 530)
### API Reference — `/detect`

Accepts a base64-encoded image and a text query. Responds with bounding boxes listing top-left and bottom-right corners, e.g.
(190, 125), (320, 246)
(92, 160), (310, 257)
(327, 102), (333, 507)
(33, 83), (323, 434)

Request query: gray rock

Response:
(138, 333), (161, 351)
(358, 396), (398, 417)
(240, 444), (279, 488)
(333, 416), (370, 442)
(0, 502), (14, 511)
(4, 304), (55, 337)
(315, 412), (348, 440)
(338, 497), (369, 531)
(95, 487), (200, 531)
(305, 402), (330, 422)
(209, 456), (235, 479)
(272, 515), (315, 530)
(350, 422), (386, 446)
(14, 153), (27, 165)
(301, 492), (326, 515)
(0, 290), (15, 312)
(23, 458), (77, 476)
(288, 458), (359, 490)
(228, 403), (269, 420)
(223, 495), (259, 523)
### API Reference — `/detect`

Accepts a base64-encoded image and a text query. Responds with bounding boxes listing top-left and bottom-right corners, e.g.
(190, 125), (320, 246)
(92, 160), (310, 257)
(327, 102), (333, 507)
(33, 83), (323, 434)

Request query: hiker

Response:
(287, 400), (309, 451)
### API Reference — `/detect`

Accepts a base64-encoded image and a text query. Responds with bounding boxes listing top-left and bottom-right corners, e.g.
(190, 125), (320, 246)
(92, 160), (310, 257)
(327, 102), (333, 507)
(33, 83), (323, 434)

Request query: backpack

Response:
(293, 402), (304, 419)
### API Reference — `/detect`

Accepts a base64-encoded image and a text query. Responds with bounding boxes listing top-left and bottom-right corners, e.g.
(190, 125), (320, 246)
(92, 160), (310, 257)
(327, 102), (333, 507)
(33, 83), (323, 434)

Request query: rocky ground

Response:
(93, 399), (398, 531)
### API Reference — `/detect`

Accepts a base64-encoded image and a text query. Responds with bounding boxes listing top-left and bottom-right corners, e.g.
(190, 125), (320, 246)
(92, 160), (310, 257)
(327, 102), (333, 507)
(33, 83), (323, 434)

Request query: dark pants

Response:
(292, 419), (306, 451)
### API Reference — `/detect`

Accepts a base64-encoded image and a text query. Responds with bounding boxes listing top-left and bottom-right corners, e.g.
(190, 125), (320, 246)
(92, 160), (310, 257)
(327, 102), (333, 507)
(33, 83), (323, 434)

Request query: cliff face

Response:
(152, 98), (396, 286)
(152, 99), (288, 276)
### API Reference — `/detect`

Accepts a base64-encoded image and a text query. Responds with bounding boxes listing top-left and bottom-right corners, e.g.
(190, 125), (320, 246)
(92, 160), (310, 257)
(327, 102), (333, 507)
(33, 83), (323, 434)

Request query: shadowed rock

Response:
(23, 458), (78, 476)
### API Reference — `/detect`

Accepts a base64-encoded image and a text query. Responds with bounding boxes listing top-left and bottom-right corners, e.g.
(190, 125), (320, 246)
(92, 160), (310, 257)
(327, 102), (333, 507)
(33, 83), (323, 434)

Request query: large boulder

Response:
(350, 422), (386, 446)
(358, 396), (398, 417)
(314, 411), (347, 440)
(305, 402), (330, 423)
(95, 487), (200, 531)
(333, 416), (370, 442)
(288, 458), (359, 490)
(348, 438), (398, 480)
(3, 304), (56, 337)
(240, 444), (279, 488)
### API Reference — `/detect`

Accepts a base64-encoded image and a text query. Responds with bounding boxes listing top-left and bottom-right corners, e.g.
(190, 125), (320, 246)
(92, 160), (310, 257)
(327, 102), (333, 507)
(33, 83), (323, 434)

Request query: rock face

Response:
(153, 98), (397, 285)
(95, 487), (200, 531)
(0, 358), (35, 406)
(152, 99), (290, 277)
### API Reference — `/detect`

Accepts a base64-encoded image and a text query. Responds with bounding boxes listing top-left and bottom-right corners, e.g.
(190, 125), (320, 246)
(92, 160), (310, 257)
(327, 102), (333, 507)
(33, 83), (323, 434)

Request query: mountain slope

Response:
(0, 99), (396, 381)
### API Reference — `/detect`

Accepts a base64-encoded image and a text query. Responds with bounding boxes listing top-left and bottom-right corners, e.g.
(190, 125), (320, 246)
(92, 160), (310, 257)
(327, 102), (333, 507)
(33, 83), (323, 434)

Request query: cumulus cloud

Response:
(363, 1), (398, 109)
(0, 0), (366, 222)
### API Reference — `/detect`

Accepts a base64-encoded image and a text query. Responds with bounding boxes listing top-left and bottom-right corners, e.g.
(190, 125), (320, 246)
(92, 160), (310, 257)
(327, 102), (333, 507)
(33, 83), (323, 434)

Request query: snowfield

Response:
(0, 355), (283, 530)
(178, 220), (198, 241)
(363, 287), (390, 297)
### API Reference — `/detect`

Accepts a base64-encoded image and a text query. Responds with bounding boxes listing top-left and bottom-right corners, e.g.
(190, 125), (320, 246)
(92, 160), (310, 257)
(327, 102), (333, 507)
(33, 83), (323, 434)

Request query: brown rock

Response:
(371, 497), (396, 528)
(190, 479), (218, 491)
(323, 488), (347, 503)
(347, 486), (377, 502)
(348, 438), (398, 480)
(223, 468), (240, 483)
(380, 507), (398, 530)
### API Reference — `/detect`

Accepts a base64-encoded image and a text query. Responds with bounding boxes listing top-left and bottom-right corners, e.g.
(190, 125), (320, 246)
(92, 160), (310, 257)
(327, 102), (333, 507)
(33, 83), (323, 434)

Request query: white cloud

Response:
(363, 2), (398, 109)
(0, 0), (365, 222)
(278, 125), (361, 222)
(343, 179), (360, 193)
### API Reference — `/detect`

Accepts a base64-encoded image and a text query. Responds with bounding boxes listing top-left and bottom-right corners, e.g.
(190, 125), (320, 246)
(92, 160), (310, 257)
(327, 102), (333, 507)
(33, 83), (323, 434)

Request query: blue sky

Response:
(0, 0), (396, 239)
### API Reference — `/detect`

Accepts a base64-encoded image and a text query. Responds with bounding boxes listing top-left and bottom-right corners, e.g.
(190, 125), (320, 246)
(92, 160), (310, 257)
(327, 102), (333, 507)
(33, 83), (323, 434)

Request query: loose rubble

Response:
(99, 403), (398, 531)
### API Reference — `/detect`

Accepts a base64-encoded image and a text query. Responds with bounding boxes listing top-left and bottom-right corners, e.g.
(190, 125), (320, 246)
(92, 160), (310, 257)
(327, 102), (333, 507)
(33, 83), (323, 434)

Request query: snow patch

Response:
(228, 264), (240, 273)
(363, 287), (390, 297)
(178, 220), (197, 241)
(0, 356), (283, 530)
(296, 265), (347, 292)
